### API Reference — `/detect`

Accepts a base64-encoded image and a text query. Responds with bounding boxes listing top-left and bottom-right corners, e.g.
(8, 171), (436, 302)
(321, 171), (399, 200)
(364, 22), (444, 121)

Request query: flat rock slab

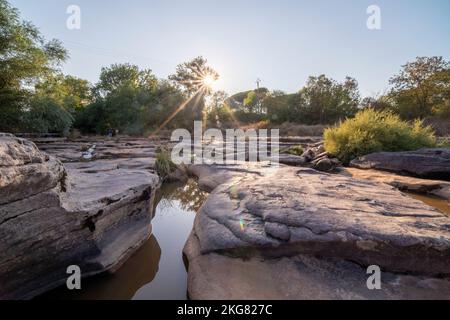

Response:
(184, 233), (450, 300)
(65, 158), (156, 173)
(188, 165), (450, 276)
(184, 164), (450, 299)
(341, 168), (450, 200)
(0, 135), (160, 300)
(351, 148), (450, 180)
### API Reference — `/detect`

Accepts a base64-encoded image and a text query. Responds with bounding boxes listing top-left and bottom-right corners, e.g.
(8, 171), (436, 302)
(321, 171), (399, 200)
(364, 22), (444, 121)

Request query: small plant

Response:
(282, 145), (304, 156)
(324, 109), (436, 164)
(155, 147), (177, 179)
(437, 136), (450, 148)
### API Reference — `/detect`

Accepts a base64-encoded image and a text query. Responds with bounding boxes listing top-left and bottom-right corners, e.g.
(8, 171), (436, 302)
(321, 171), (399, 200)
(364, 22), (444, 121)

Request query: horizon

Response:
(9, 0), (450, 97)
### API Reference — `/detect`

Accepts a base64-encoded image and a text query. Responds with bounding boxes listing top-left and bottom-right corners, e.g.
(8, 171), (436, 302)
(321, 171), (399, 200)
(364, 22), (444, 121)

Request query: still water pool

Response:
(41, 179), (207, 300)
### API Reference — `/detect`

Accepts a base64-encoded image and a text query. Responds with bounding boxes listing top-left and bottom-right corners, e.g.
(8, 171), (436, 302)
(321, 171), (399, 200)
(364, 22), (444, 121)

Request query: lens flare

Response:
(202, 74), (217, 90)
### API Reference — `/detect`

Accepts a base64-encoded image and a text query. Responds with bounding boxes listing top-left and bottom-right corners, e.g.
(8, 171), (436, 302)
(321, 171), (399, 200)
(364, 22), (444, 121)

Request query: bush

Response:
(324, 109), (436, 164)
(23, 97), (74, 135)
(155, 147), (177, 179)
(282, 145), (304, 156)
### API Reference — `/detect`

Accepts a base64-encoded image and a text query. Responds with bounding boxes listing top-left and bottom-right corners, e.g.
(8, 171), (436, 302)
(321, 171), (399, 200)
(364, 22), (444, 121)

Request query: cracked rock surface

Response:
(184, 163), (450, 300)
(0, 135), (159, 300)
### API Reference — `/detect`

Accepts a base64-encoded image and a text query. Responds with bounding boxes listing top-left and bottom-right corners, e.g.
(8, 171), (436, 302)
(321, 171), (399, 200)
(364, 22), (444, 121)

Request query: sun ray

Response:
(148, 87), (204, 138)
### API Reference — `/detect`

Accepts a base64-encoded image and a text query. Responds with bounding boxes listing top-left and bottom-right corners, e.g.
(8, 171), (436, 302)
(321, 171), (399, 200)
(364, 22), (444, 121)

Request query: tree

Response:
(75, 64), (192, 135)
(35, 74), (92, 113)
(169, 56), (219, 96)
(206, 91), (232, 127)
(168, 57), (219, 128)
(0, 0), (68, 132)
(23, 97), (74, 135)
(389, 56), (449, 119)
(297, 75), (360, 124)
(93, 63), (157, 98)
(263, 90), (290, 123)
(431, 68), (450, 118)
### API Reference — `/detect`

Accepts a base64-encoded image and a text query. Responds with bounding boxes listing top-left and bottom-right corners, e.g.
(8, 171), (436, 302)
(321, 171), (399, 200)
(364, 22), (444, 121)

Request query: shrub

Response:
(155, 147), (177, 179)
(437, 136), (450, 148)
(324, 109), (436, 164)
(22, 97), (74, 135)
(282, 145), (304, 156)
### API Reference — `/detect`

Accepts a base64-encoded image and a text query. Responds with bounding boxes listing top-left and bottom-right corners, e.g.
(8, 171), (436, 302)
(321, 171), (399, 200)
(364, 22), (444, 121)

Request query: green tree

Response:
(298, 75), (360, 124)
(23, 97), (74, 135)
(93, 63), (157, 97)
(206, 91), (232, 127)
(389, 56), (449, 119)
(0, 0), (67, 132)
(35, 74), (92, 113)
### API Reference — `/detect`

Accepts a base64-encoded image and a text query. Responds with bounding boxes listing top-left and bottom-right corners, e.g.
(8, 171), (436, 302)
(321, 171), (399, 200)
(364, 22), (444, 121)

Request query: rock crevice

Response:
(0, 135), (160, 300)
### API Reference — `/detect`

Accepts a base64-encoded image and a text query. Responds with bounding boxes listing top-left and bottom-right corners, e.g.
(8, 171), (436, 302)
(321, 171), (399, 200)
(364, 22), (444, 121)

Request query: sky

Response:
(9, 0), (450, 97)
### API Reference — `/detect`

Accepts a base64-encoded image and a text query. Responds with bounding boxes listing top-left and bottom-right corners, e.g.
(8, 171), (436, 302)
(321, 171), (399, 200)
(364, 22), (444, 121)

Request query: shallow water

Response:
(406, 192), (450, 216)
(41, 179), (207, 300)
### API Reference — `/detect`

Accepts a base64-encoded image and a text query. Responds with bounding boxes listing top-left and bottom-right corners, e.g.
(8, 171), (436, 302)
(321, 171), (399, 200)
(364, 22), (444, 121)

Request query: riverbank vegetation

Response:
(1, 0), (449, 143)
(324, 109), (437, 163)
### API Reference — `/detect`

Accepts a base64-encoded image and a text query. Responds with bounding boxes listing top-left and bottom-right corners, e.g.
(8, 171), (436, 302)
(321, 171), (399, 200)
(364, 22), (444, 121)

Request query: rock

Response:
(312, 158), (334, 172)
(184, 164), (450, 299)
(301, 149), (315, 162)
(279, 154), (307, 167)
(351, 149), (450, 180)
(33, 138), (158, 163)
(0, 135), (160, 300)
(0, 136), (65, 204)
(184, 233), (450, 300)
(341, 168), (450, 200)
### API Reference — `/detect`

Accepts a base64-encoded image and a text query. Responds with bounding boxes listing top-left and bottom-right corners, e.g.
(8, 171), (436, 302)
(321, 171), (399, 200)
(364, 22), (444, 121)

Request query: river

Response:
(40, 179), (207, 300)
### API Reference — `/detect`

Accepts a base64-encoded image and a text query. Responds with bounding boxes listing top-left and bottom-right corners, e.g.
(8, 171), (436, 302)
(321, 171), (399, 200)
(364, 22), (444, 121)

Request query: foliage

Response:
(0, 0), (67, 132)
(437, 136), (450, 148)
(389, 56), (449, 120)
(75, 75), (190, 135)
(324, 109), (436, 163)
(155, 147), (177, 179)
(282, 145), (304, 156)
(22, 97), (74, 135)
(169, 56), (218, 96)
(205, 91), (234, 127)
(2, 1), (449, 138)
(93, 63), (157, 98)
(264, 76), (360, 125)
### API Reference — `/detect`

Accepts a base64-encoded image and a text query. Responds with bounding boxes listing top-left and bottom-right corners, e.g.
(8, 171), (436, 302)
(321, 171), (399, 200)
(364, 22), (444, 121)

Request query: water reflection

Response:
(159, 178), (208, 213)
(40, 179), (207, 300)
(406, 192), (450, 216)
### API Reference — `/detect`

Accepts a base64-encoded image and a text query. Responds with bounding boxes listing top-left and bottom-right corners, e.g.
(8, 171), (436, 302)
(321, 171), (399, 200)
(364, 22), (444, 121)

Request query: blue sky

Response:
(10, 0), (450, 97)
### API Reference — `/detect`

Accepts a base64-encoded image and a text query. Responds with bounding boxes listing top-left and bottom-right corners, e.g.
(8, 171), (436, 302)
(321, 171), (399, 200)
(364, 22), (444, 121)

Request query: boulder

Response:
(0, 135), (160, 300)
(351, 149), (450, 180)
(312, 158), (334, 172)
(184, 164), (450, 299)
(279, 154), (307, 167)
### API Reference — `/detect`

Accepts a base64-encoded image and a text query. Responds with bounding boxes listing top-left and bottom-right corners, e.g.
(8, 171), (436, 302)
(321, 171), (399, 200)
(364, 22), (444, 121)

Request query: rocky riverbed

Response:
(1, 134), (450, 300)
(0, 134), (160, 299)
(183, 163), (450, 299)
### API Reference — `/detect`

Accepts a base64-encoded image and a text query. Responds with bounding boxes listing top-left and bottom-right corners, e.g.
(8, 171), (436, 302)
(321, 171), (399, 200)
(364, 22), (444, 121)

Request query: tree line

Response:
(1, 0), (449, 136)
(210, 56), (449, 128)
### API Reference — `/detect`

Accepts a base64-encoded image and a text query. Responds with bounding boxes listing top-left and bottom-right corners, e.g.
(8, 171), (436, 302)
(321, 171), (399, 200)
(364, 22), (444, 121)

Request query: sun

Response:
(202, 74), (218, 90)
